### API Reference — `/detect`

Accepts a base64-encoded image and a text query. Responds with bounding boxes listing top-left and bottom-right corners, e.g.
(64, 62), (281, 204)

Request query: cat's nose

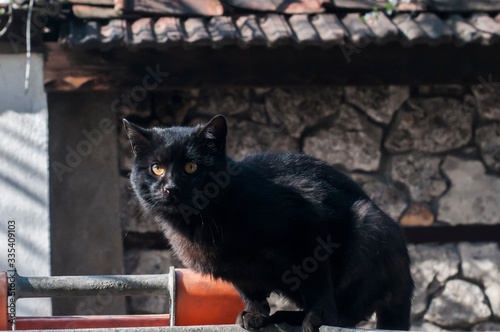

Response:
(163, 184), (177, 195)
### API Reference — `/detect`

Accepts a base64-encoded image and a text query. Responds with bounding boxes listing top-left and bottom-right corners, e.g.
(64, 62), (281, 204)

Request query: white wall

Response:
(0, 53), (51, 315)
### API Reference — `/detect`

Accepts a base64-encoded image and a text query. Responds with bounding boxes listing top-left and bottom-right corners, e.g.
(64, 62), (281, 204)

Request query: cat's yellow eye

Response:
(185, 162), (197, 174)
(151, 164), (165, 176)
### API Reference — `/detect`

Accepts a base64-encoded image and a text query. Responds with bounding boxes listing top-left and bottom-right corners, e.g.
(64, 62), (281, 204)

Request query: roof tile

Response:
(342, 12), (376, 46)
(208, 16), (238, 48)
(154, 17), (183, 47)
(393, 13), (428, 45)
(469, 13), (500, 45)
(310, 13), (345, 46)
(183, 17), (211, 47)
(234, 15), (268, 46)
(363, 12), (399, 45)
(445, 14), (482, 46)
(127, 17), (155, 49)
(288, 14), (321, 46)
(99, 19), (126, 50)
(413, 12), (453, 45)
(258, 14), (293, 46)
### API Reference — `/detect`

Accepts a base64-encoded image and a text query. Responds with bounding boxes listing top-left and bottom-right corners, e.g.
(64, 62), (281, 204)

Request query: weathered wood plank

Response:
(288, 14), (321, 46)
(341, 13), (376, 46)
(363, 12), (399, 45)
(310, 13), (345, 46)
(258, 14), (293, 47)
(116, 0), (223, 16)
(154, 17), (183, 47)
(234, 15), (267, 47)
(393, 13), (427, 45)
(413, 12), (453, 45)
(127, 18), (155, 49)
(227, 0), (325, 14)
(43, 41), (500, 91)
(445, 14), (481, 46)
(470, 13), (500, 45)
(72, 5), (120, 18)
(68, 0), (113, 6)
(207, 16), (238, 48)
(183, 17), (211, 47)
(429, 0), (500, 12)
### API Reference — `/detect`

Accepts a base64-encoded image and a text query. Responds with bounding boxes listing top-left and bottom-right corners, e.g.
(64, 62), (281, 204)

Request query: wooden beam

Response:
(43, 41), (500, 91)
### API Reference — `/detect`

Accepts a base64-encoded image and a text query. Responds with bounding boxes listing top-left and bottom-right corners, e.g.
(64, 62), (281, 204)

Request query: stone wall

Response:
(118, 86), (500, 330)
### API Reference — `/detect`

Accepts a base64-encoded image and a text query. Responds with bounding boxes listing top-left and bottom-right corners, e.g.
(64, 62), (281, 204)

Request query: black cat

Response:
(124, 115), (414, 332)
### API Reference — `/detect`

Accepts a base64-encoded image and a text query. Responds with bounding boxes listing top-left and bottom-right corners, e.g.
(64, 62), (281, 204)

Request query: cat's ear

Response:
(197, 115), (227, 152)
(123, 119), (151, 155)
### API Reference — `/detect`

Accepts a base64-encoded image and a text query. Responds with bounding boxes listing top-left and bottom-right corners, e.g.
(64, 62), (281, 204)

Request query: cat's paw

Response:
(236, 310), (269, 330)
(302, 309), (336, 332)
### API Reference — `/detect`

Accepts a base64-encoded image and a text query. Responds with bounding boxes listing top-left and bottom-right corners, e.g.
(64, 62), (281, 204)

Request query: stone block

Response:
(351, 174), (407, 220)
(153, 90), (197, 125)
(193, 89), (251, 117)
(472, 85), (500, 120)
(190, 117), (298, 162)
(390, 153), (446, 202)
(408, 244), (460, 316)
(384, 97), (473, 153)
(438, 156), (500, 225)
(345, 85), (410, 124)
(459, 243), (500, 318)
(424, 279), (491, 327)
(303, 104), (382, 172)
(476, 122), (500, 173)
(265, 88), (343, 138)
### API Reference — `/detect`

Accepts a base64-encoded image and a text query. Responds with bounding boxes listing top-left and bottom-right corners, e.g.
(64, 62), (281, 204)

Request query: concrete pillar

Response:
(0, 54), (51, 315)
(48, 92), (126, 315)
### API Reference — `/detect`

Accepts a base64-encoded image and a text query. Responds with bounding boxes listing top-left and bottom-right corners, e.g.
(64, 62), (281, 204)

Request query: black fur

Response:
(124, 115), (414, 332)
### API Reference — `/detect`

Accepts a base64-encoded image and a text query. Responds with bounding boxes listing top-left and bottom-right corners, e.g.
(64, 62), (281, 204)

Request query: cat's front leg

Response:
(234, 286), (270, 331)
(300, 266), (338, 332)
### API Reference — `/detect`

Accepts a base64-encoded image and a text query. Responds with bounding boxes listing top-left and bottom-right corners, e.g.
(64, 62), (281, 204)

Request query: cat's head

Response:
(124, 115), (232, 222)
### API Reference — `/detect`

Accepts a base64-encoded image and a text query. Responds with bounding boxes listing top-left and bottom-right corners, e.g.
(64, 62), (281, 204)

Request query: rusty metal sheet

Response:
(227, 0), (325, 14)
(115, 0), (223, 16)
